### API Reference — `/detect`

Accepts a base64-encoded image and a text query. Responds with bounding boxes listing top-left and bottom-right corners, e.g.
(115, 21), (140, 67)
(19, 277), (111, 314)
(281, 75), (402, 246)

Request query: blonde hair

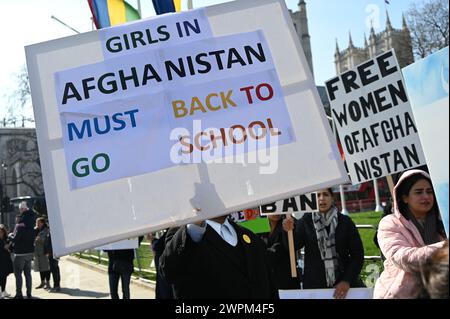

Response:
(0, 224), (8, 239)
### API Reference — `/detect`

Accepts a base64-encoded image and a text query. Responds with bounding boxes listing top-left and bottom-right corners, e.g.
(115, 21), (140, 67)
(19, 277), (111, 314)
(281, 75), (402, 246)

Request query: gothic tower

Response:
(290, 0), (314, 77)
(334, 11), (414, 74)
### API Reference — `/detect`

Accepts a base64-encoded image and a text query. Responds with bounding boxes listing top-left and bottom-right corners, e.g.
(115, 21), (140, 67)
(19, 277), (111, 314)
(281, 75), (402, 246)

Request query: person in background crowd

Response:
(44, 227), (61, 292)
(9, 201), (36, 299)
(33, 217), (51, 290)
(414, 240), (449, 299)
(262, 214), (300, 290)
(148, 229), (174, 299)
(0, 224), (13, 299)
(374, 170), (446, 299)
(160, 214), (277, 299)
(105, 237), (143, 299)
(283, 188), (365, 299)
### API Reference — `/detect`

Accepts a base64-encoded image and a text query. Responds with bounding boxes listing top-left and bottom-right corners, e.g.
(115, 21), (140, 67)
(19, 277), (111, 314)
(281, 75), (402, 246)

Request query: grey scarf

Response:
(313, 206), (339, 287)
(409, 209), (440, 245)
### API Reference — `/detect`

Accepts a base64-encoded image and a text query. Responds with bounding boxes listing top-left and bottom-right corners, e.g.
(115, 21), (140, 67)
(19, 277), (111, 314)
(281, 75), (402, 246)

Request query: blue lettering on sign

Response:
(67, 109), (139, 141)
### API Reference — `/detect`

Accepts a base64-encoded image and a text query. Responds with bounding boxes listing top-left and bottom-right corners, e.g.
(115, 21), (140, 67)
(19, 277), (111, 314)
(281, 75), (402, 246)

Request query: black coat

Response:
(160, 221), (277, 299)
(105, 236), (143, 274)
(264, 219), (300, 290)
(10, 210), (36, 254)
(0, 238), (13, 277)
(292, 213), (365, 289)
(106, 249), (135, 274)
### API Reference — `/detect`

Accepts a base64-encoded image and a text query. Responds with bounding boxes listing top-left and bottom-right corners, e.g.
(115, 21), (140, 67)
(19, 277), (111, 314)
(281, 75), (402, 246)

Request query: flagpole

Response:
(51, 15), (80, 34)
(137, 0), (143, 18)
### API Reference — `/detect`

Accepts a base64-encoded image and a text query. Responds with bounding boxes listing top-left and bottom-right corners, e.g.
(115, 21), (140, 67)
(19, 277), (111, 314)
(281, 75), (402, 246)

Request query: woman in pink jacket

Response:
(374, 169), (447, 299)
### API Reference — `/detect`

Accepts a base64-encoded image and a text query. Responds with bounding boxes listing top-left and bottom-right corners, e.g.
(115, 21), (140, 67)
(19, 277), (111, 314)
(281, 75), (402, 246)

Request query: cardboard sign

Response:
(325, 50), (426, 184)
(26, 0), (348, 256)
(95, 238), (139, 251)
(55, 31), (294, 189)
(229, 208), (270, 234)
(403, 47), (449, 237)
(260, 193), (318, 216)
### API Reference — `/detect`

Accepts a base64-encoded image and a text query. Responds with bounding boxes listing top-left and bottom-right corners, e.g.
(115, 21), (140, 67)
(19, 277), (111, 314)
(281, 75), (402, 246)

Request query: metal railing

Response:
(0, 117), (35, 128)
(75, 242), (157, 282)
(356, 224), (382, 261)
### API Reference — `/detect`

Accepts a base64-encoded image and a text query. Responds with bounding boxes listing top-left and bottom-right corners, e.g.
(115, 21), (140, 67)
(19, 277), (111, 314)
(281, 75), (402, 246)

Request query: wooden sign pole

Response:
(288, 229), (298, 278)
(386, 175), (395, 197)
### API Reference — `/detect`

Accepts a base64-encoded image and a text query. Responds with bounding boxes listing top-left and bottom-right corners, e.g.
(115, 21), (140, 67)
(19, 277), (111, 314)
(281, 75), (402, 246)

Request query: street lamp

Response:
(0, 162), (6, 224)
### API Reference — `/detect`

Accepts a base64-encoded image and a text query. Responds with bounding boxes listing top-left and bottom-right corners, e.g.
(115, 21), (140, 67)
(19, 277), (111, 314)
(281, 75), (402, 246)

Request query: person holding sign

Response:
(263, 214), (300, 290)
(159, 215), (277, 299)
(282, 189), (365, 299)
(374, 170), (447, 299)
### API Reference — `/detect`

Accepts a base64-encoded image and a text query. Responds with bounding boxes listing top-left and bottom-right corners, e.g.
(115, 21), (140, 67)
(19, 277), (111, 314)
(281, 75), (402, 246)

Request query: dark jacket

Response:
(291, 213), (365, 289)
(105, 237), (143, 274)
(20, 209), (37, 229)
(0, 238), (13, 277)
(152, 230), (174, 299)
(264, 218), (300, 290)
(43, 230), (53, 256)
(160, 220), (277, 299)
(11, 210), (36, 254)
(106, 249), (135, 274)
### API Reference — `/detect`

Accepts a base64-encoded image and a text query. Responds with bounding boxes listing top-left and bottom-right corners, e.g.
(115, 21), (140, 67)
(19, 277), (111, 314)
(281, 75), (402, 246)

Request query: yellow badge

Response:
(243, 234), (251, 244)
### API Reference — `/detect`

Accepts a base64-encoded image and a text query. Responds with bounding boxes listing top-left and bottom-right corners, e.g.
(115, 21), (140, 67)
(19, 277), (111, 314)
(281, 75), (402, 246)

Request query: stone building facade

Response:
(290, 0), (314, 77)
(0, 128), (43, 201)
(335, 11), (414, 73)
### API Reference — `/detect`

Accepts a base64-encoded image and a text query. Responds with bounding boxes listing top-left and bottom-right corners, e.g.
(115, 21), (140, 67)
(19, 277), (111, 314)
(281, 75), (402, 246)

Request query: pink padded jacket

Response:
(373, 170), (445, 299)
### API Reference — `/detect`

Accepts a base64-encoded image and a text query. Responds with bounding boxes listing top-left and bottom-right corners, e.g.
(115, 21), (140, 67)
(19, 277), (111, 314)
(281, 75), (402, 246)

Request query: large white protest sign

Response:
(56, 31), (294, 189)
(26, 0), (348, 256)
(325, 50), (426, 184)
(403, 47), (449, 237)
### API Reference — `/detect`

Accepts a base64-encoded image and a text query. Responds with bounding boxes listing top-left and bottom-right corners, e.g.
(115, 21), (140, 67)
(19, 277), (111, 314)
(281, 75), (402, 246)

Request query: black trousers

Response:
(40, 271), (50, 282)
(0, 275), (7, 291)
(48, 257), (61, 287)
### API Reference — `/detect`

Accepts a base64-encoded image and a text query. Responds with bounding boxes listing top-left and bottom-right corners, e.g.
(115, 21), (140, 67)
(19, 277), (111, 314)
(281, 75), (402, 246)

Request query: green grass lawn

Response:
(349, 211), (384, 286)
(349, 211), (383, 256)
(75, 239), (157, 282)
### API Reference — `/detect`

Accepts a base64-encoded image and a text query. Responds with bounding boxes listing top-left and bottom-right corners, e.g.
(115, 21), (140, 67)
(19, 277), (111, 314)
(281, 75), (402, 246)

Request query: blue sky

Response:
(0, 0), (418, 120)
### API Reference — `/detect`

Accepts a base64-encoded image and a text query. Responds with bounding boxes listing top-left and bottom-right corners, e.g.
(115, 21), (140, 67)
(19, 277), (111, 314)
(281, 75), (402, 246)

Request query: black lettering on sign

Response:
(282, 198), (298, 212)
(353, 144), (421, 182)
(325, 77), (340, 101)
(299, 193), (318, 211)
(261, 203), (277, 213)
(377, 51), (398, 77)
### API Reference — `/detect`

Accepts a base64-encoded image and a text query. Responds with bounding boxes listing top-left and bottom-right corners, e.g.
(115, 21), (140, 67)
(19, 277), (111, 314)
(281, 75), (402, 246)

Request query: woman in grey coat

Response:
(34, 218), (51, 289)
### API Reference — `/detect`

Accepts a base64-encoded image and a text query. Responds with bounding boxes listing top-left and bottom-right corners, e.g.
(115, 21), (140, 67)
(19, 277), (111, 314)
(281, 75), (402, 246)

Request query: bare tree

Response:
(5, 65), (34, 126)
(407, 0), (449, 59)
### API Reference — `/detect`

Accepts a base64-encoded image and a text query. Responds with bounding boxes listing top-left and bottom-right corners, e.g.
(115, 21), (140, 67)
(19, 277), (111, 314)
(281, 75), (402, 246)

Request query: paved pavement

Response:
(4, 256), (155, 299)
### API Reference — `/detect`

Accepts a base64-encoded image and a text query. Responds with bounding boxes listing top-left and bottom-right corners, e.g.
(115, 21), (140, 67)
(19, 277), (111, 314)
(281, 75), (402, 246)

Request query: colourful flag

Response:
(88, 0), (140, 29)
(152, 0), (182, 15)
